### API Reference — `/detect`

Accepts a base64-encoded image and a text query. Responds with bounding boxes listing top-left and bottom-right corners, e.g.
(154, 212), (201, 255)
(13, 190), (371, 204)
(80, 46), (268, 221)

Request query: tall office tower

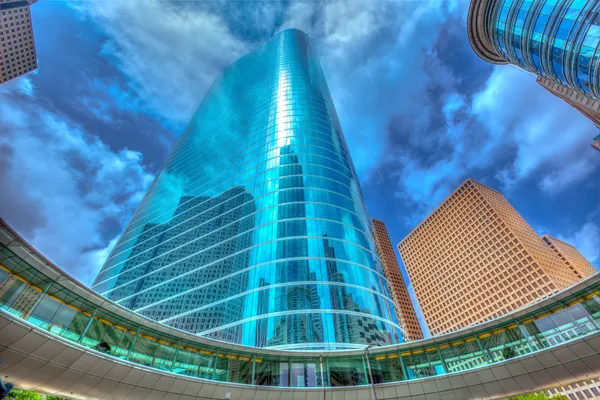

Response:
(0, 0), (38, 84)
(467, 0), (600, 129)
(371, 219), (423, 341)
(542, 234), (597, 280)
(398, 178), (583, 336)
(92, 29), (401, 350)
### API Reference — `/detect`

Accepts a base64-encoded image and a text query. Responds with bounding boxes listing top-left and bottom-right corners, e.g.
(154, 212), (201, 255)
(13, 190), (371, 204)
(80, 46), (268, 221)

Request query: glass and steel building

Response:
(467, 0), (600, 126)
(91, 29), (401, 350)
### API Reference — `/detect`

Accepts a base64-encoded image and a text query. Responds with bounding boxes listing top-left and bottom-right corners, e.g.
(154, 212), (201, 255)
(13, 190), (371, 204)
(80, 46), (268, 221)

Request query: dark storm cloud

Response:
(0, 2), (161, 283)
(433, 16), (493, 94)
(0, 83), (154, 283)
(0, 140), (48, 237)
(32, 2), (176, 167)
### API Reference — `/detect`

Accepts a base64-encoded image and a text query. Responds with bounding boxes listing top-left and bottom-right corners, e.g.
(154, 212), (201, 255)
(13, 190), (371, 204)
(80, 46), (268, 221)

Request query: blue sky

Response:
(1, 0), (598, 335)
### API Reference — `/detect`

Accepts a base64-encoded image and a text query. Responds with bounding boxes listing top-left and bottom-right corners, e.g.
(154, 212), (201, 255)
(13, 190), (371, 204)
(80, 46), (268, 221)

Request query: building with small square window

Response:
(542, 234), (597, 281)
(372, 218), (424, 341)
(398, 178), (589, 336)
(0, 0), (38, 84)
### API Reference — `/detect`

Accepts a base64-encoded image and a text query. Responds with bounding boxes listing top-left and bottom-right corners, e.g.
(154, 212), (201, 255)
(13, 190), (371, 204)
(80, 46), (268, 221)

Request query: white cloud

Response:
(13, 0), (461, 283)
(72, 0), (461, 180)
(313, 0), (464, 179)
(7, 0), (596, 283)
(18, 77), (35, 97)
(0, 86), (154, 284)
(443, 93), (465, 122)
(393, 63), (599, 224)
(71, 0), (249, 124)
(539, 158), (599, 195)
(557, 222), (600, 265)
(392, 155), (464, 226)
(472, 66), (599, 194)
(0, 75), (34, 97)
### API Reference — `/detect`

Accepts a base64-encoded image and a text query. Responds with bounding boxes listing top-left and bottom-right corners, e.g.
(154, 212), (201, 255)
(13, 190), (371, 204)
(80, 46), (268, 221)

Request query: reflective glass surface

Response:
(488, 0), (600, 98)
(90, 29), (400, 349)
(1, 243), (599, 388)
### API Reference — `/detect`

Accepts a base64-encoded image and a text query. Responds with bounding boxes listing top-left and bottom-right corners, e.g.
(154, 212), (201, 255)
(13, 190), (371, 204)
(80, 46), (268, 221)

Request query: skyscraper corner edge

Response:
(267, 28), (313, 49)
(467, 0), (508, 64)
(276, 28), (311, 37)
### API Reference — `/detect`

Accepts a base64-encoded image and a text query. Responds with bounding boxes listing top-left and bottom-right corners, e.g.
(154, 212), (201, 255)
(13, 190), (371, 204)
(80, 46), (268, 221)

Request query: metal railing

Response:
(1, 220), (599, 388)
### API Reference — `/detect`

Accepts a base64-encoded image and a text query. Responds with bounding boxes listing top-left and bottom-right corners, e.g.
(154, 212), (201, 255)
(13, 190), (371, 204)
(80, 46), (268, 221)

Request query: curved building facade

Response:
(91, 29), (401, 350)
(468, 0), (600, 99)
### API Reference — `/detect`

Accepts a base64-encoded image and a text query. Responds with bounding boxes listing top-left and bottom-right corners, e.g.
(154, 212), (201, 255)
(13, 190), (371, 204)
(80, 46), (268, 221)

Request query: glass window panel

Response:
(223, 354), (253, 384)
(254, 356), (290, 387)
(440, 338), (488, 373)
(82, 311), (137, 358)
(172, 342), (215, 379)
(581, 295), (600, 323)
(369, 353), (404, 383)
(327, 356), (366, 386)
(480, 325), (531, 362)
(401, 348), (443, 379)
(0, 274), (40, 317)
(130, 329), (178, 371)
(565, 302), (597, 334)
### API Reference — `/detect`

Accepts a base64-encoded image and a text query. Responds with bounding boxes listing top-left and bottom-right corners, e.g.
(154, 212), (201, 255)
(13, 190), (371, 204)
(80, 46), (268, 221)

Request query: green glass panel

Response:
(172, 342), (215, 379)
(479, 325), (531, 362)
(401, 347), (443, 379)
(254, 356), (290, 387)
(581, 295), (600, 325)
(369, 353), (404, 383)
(327, 356), (366, 386)
(130, 328), (178, 370)
(439, 338), (488, 373)
(82, 310), (137, 358)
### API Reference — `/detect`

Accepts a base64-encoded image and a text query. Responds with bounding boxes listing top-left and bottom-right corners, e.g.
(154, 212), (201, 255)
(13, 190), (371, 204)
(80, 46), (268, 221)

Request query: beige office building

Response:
(372, 218), (424, 341)
(0, 0), (38, 84)
(398, 178), (590, 336)
(542, 234), (597, 280)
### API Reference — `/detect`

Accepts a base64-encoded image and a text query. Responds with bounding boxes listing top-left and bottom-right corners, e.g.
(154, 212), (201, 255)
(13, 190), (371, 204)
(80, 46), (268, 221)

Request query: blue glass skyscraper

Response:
(92, 29), (401, 350)
(468, 0), (600, 99)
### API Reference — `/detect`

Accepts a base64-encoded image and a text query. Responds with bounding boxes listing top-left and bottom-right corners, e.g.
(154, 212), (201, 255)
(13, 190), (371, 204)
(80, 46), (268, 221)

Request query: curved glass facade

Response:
(91, 29), (401, 350)
(483, 0), (600, 98)
(2, 238), (599, 388)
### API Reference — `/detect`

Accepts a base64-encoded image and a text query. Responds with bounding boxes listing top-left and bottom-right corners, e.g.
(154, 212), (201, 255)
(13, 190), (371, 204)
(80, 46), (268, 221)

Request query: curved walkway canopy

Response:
(0, 219), (599, 399)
